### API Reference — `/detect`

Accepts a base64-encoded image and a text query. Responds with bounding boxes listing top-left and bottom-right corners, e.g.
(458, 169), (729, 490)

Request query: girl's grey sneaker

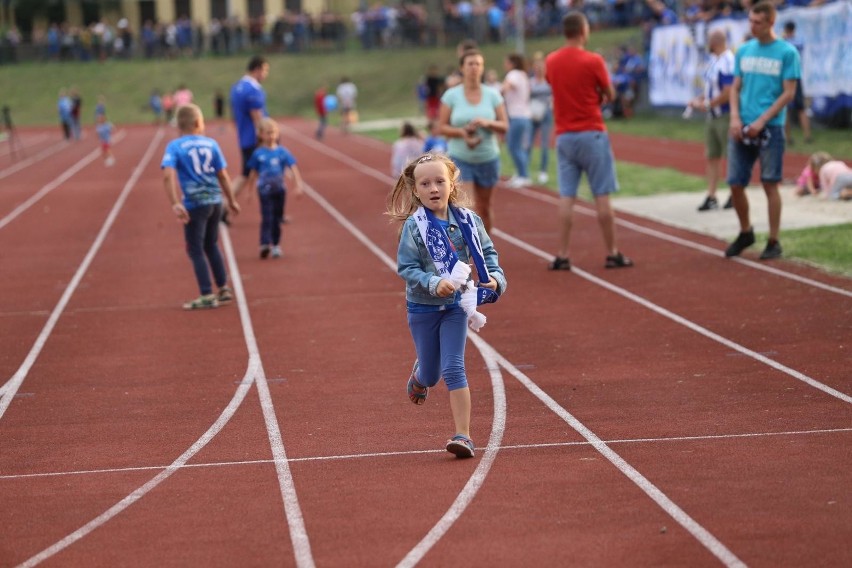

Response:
(271, 245), (282, 258)
(446, 434), (475, 458)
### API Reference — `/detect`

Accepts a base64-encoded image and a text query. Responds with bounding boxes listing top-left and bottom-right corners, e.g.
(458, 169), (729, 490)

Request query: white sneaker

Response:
(271, 245), (282, 258)
(105, 156), (115, 167)
(509, 176), (531, 188)
(537, 172), (549, 184)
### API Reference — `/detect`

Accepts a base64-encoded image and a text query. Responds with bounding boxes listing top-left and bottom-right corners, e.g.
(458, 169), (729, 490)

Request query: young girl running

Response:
(387, 153), (507, 458)
(245, 118), (303, 258)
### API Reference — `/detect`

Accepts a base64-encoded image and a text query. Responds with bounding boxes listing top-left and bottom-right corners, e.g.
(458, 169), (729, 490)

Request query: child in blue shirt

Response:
(245, 118), (303, 258)
(95, 113), (115, 167)
(422, 120), (448, 154)
(161, 104), (241, 310)
(387, 152), (507, 459)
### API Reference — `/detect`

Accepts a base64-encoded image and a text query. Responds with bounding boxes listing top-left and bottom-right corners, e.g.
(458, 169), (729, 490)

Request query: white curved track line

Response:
(18, 362), (258, 568)
(0, 139), (67, 180)
(396, 335), (506, 568)
(0, 129), (157, 420)
(20, 222), (315, 567)
(0, 130), (128, 230)
(220, 230), (316, 568)
(305, 173), (743, 565)
(302, 183), (507, 566)
(491, 351), (747, 568)
(506, 185), (852, 298)
(495, 228), (852, 405)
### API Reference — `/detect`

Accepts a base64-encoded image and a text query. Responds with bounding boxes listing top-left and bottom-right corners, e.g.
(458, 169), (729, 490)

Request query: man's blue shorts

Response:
(452, 157), (500, 190)
(556, 131), (619, 198)
(727, 124), (785, 187)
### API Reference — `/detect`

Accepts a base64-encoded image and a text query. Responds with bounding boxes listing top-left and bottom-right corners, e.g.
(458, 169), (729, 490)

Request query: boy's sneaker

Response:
(723, 195), (734, 209)
(724, 228), (755, 257)
(759, 240), (783, 260)
(697, 195), (718, 211)
(259, 245), (271, 259)
(182, 294), (218, 310)
(271, 245), (282, 258)
(537, 171), (549, 184)
(217, 286), (234, 303)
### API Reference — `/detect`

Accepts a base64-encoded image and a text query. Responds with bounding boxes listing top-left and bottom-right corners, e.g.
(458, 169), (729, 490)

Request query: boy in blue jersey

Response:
(725, 1), (800, 261)
(245, 118), (303, 259)
(162, 104), (241, 310)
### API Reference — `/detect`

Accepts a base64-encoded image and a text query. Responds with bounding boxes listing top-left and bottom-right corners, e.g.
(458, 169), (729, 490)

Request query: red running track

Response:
(0, 121), (849, 567)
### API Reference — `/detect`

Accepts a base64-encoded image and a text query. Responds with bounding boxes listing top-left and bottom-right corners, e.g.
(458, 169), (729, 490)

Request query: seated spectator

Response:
(423, 120), (449, 154)
(611, 45), (645, 119)
(815, 156), (852, 201)
(390, 121), (423, 176)
(795, 151), (830, 197)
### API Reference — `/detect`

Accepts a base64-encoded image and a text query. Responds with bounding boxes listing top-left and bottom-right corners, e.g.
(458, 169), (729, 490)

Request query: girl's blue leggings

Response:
(407, 306), (468, 391)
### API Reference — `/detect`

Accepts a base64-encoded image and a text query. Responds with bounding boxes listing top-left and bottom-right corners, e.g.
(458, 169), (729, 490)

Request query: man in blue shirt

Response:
(229, 55), (270, 211)
(725, 1), (800, 260)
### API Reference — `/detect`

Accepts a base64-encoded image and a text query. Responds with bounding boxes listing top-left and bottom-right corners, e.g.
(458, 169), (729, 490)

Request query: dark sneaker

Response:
(259, 245), (271, 259)
(697, 196), (718, 211)
(723, 195), (734, 209)
(724, 228), (755, 257)
(759, 240), (783, 260)
(605, 252), (634, 269)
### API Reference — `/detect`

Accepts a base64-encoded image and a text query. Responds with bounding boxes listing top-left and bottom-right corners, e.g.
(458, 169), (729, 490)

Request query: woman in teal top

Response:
(438, 49), (508, 232)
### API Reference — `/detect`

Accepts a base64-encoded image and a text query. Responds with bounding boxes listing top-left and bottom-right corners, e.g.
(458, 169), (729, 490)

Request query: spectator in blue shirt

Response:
(229, 55), (270, 218)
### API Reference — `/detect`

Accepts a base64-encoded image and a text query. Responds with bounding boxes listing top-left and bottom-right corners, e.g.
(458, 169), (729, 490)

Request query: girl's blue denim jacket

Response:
(397, 208), (507, 306)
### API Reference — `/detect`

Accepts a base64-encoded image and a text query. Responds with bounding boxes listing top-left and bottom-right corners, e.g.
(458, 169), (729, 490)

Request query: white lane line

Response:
(303, 183), (507, 567)
(221, 228), (316, 568)
(18, 219), (316, 567)
(4, 427), (848, 481)
(396, 335), (507, 568)
(0, 129), (158, 420)
(506, 185), (852, 298)
(284, 125), (851, 403)
(0, 130), (128, 230)
(492, 351), (747, 568)
(0, 139), (66, 180)
(495, 228), (852, 405)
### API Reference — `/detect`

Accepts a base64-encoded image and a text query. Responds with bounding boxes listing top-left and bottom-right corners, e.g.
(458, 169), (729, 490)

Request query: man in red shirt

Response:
(545, 11), (633, 271)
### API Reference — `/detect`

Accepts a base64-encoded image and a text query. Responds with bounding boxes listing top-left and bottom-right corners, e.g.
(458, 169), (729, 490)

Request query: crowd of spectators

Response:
(0, 0), (838, 65)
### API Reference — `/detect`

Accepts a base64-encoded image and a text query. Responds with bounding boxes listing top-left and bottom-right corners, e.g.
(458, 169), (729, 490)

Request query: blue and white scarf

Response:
(413, 205), (498, 331)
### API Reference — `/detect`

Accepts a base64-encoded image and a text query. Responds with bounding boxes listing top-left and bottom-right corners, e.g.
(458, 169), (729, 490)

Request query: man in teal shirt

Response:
(725, 0), (800, 261)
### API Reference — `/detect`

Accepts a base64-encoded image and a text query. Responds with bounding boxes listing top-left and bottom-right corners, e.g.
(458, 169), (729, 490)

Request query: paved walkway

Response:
(612, 186), (852, 239)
